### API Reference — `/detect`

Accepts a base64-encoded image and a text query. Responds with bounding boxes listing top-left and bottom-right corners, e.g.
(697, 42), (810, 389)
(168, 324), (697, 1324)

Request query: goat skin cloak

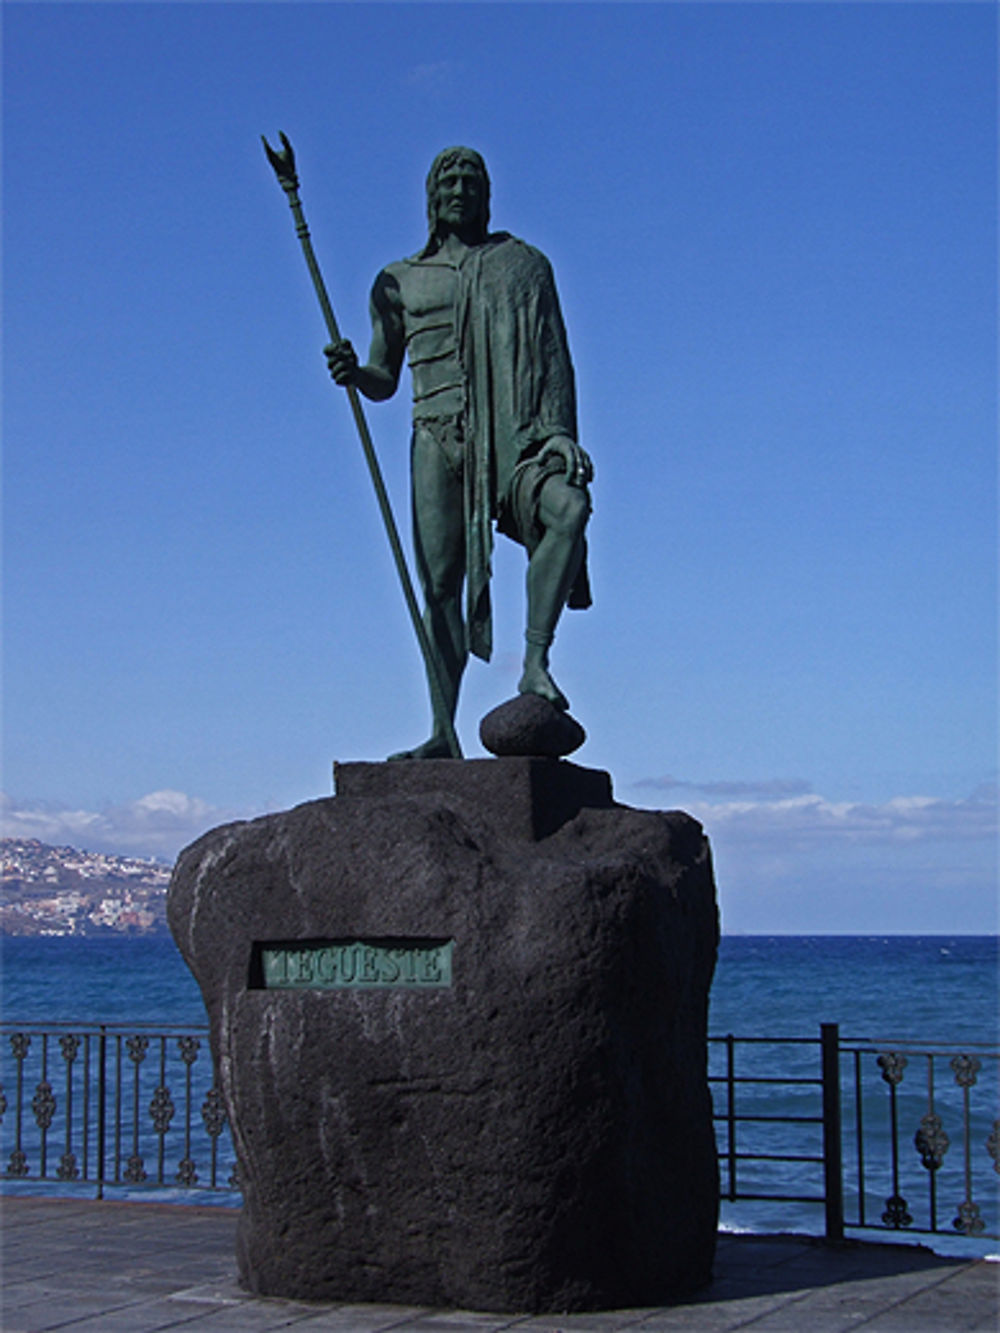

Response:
(452, 234), (589, 661)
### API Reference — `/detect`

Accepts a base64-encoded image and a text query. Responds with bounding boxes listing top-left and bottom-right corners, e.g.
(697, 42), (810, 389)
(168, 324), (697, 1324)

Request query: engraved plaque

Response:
(253, 939), (453, 990)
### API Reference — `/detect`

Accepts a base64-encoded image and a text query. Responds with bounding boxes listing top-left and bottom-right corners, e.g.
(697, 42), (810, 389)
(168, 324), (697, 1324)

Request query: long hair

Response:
(421, 146), (491, 256)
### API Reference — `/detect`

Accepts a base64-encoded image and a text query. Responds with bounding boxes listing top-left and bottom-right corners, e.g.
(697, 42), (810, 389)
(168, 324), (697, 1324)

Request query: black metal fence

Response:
(709, 1024), (998, 1241)
(2, 1021), (996, 1243)
(0, 1024), (235, 1197)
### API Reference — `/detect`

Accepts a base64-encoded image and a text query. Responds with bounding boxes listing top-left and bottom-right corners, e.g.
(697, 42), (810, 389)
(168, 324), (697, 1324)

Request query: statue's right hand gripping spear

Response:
(262, 132), (462, 760)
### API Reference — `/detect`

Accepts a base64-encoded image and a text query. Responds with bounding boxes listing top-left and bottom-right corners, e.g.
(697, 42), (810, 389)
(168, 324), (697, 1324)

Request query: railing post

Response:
(821, 1022), (844, 1242)
(726, 1034), (737, 1200)
(96, 1026), (106, 1200)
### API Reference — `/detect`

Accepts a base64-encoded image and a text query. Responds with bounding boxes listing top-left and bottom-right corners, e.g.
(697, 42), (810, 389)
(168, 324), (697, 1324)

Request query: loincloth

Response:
(414, 415), (592, 613)
(412, 415), (466, 479)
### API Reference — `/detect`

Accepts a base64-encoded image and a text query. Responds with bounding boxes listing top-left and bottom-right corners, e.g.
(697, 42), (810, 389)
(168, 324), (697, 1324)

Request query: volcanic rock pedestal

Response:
(167, 758), (720, 1313)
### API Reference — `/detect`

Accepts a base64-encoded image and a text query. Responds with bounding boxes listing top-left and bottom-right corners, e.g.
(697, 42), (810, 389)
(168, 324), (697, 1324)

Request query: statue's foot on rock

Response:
(517, 664), (569, 712)
(388, 736), (453, 761)
(480, 694), (586, 758)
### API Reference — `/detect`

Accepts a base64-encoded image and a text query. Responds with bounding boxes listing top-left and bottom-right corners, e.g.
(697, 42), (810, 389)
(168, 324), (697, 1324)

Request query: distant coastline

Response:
(3, 838), (998, 941)
(1, 838), (171, 937)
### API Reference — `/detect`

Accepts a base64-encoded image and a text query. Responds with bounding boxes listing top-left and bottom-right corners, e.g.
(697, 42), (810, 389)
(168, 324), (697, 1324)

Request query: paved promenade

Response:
(1, 1196), (996, 1332)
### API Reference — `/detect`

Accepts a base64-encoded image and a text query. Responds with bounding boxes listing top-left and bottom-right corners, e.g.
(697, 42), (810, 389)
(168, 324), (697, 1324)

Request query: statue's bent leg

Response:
(520, 475), (589, 711)
(390, 426), (467, 760)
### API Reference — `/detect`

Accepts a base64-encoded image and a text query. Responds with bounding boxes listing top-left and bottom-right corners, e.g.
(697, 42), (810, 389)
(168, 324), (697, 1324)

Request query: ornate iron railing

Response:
(842, 1035), (998, 1239)
(2, 1021), (996, 1243)
(710, 1025), (999, 1241)
(0, 1024), (235, 1197)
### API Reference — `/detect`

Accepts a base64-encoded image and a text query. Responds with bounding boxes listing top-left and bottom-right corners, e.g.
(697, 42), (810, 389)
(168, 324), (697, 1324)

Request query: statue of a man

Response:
(327, 147), (593, 759)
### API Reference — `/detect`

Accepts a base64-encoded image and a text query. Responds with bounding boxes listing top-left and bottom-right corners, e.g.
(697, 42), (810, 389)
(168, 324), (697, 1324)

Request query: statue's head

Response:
(423, 146), (491, 253)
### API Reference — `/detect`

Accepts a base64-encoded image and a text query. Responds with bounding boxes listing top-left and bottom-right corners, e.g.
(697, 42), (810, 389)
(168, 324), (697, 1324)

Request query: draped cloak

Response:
(402, 233), (589, 662)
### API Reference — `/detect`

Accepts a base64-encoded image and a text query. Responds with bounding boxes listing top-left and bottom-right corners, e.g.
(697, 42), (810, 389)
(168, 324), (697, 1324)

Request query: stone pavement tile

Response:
(724, 1241), (876, 1283)
(156, 1222), (236, 1238)
(118, 1265), (233, 1294)
(510, 1310), (653, 1331)
(374, 1312), (528, 1331)
(719, 1270), (991, 1333)
(285, 1303), (446, 1331)
(722, 1288), (892, 1331)
(74, 1227), (230, 1256)
(678, 1282), (800, 1310)
(855, 1267), (1000, 1333)
(0, 1254), (94, 1283)
(277, 1313), (514, 1333)
(123, 1250), (233, 1280)
(4, 1221), (232, 1280)
(0, 1200), (95, 1226)
(0, 1283), (89, 1314)
(166, 1311), (322, 1331)
(826, 1306), (976, 1333)
(1, 1273), (184, 1307)
(765, 1254), (868, 1285)
(763, 1264), (967, 1313)
(809, 1248), (959, 1287)
(637, 1314), (755, 1332)
(110, 1228), (231, 1254)
(709, 1238), (810, 1271)
(856, 1263), (976, 1296)
(736, 1313), (868, 1333)
(1, 1236), (80, 1260)
(46, 1221), (215, 1252)
(702, 1273), (792, 1299)
(635, 1291), (808, 1331)
(28, 1300), (239, 1333)
(167, 1282), (335, 1327)
(4, 1249), (222, 1293)
(706, 1238), (966, 1305)
(168, 1278), (256, 1306)
(158, 1225), (238, 1245)
(130, 1243), (230, 1262)
(830, 1242), (953, 1274)
(74, 1215), (233, 1242)
(164, 1295), (344, 1330)
(4, 1200), (995, 1333)
(0, 1292), (169, 1333)
(941, 1260), (1000, 1294)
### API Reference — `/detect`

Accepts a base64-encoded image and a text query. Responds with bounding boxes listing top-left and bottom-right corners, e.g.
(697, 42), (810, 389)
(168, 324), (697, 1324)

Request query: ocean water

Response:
(708, 934), (998, 1047)
(2, 934), (997, 1255)
(3, 933), (996, 1039)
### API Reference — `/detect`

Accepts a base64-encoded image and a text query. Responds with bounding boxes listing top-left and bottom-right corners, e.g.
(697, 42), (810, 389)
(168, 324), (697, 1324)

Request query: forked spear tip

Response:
(262, 130), (298, 190)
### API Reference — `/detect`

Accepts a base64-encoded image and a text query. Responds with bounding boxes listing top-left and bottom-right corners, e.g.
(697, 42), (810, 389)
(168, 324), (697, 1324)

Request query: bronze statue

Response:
(326, 148), (593, 759)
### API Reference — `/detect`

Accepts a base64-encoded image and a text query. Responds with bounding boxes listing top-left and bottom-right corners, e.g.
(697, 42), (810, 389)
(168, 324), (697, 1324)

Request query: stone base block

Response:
(167, 758), (719, 1313)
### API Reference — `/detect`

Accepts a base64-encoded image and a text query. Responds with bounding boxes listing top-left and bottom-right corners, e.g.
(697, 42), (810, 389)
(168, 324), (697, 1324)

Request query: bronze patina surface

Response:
(324, 148), (593, 759)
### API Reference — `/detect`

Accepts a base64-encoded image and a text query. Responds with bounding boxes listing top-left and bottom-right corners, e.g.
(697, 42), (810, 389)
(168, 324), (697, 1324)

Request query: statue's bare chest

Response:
(393, 259), (464, 416)
(397, 260), (459, 329)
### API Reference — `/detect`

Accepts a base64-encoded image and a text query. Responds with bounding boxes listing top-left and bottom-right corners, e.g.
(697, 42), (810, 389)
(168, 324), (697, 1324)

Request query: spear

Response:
(262, 132), (462, 760)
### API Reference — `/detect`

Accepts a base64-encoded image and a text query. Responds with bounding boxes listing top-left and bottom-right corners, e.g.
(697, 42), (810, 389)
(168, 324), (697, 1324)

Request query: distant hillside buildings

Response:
(1, 838), (170, 936)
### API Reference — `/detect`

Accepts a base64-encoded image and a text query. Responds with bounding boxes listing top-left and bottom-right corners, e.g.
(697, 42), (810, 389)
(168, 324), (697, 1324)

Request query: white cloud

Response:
(680, 785), (997, 848)
(0, 790), (251, 862)
(636, 775), (814, 799)
(643, 782), (998, 932)
(128, 790), (214, 821)
(6, 780), (993, 867)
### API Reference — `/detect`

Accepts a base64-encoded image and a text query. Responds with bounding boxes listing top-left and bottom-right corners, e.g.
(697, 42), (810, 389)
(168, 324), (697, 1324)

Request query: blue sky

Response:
(3, 1), (996, 932)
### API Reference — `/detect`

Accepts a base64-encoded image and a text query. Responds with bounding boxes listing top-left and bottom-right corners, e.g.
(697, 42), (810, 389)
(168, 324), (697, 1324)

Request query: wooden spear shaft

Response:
(262, 133), (462, 759)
